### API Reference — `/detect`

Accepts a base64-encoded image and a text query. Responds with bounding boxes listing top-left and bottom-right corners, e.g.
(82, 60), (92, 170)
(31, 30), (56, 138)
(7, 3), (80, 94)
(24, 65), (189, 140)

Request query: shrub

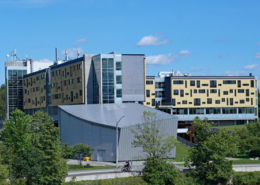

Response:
(142, 160), (180, 185)
(233, 171), (260, 185)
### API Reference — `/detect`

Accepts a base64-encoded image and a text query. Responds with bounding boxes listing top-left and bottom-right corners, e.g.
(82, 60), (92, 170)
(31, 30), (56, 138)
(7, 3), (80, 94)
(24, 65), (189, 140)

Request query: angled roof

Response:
(58, 103), (177, 128)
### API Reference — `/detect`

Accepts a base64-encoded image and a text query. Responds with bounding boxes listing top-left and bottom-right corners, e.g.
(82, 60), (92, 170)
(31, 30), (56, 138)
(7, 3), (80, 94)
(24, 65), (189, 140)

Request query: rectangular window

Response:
(223, 80), (236, 84)
(238, 80), (241, 87)
(79, 90), (82, 96)
(207, 98), (212, 104)
(215, 100), (220, 104)
(218, 84), (222, 86)
(218, 89), (220, 97)
(182, 100), (187, 104)
(52, 72), (54, 76)
(207, 90), (209, 97)
(64, 80), (66, 86)
(116, 76), (122, 84)
(56, 70), (59, 76)
(222, 98), (225, 102)
(173, 80), (183, 84)
(227, 98), (229, 105)
(230, 98), (233, 105)
(202, 84), (208, 86)
(77, 77), (82, 83)
(194, 98), (201, 106)
(41, 74), (44, 79)
(246, 98), (249, 102)
(251, 80), (254, 88)
(223, 91), (228, 95)
(243, 84), (249, 86)
(117, 89), (122, 98)
(240, 100), (244, 104)
(185, 81), (187, 88)
(173, 90), (179, 95)
(63, 71), (65, 76)
(172, 99), (176, 106)
(180, 90), (184, 97)
(230, 89), (233, 93)
(210, 80), (216, 88)
(235, 89), (236, 96)
(152, 99), (155, 106)
(238, 89), (244, 93)
(251, 98), (253, 105)
(190, 90), (192, 97)
(146, 90), (150, 97)
(76, 93), (78, 99)
(80, 64), (82, 69)
(199, 89), (205, 93)
(146, 80), (153, 85)
(246, 89), (249, 96)
(116, 62), (121, 70)
(210, 89), (217, 93)
(190, 80), (195, 86)
(194, 89), (197, 93)
(197, 80), (200, 88)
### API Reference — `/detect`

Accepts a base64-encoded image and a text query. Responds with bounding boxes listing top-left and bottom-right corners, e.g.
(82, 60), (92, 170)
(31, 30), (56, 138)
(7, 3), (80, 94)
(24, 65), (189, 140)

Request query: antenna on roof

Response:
(77, 49), (80, 58)
(65, 50), (68, 61)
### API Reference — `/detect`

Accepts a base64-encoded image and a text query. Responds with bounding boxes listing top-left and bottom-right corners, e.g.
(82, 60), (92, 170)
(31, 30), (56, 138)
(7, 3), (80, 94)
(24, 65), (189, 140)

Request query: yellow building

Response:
(144, 74), (258, 126)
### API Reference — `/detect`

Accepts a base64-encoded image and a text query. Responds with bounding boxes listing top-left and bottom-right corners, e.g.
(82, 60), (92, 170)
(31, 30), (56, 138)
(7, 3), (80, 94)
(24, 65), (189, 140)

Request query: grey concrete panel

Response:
(84, 55), (95, 104)
(121, 55), (145, 102)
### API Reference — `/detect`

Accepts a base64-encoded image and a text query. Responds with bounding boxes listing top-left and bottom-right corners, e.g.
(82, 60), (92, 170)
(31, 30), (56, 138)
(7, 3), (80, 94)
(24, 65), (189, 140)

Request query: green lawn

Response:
(232, 159), (260, 165)
(213, 124), (246, 132)
(68, 164), (117, 171)
(169, 143), (190, 162)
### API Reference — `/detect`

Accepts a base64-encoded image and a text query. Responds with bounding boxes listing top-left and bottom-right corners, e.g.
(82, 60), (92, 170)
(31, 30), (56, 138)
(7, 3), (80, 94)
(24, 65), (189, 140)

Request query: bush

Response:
(142, 160), (180, 185)
(233, 171), (260, 185)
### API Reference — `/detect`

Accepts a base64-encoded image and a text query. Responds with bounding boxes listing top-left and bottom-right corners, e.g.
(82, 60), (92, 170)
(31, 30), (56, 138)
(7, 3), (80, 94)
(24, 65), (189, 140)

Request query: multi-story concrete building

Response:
(5, 55), (53, 120)
(144, 71), (258, 126)
(23, 52), (145, 122)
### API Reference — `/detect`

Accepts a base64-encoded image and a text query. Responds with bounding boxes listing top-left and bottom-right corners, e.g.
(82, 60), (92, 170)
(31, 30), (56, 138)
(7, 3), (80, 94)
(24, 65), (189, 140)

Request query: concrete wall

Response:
(122, 55), (145, 102)
(84, 55), (94, 104)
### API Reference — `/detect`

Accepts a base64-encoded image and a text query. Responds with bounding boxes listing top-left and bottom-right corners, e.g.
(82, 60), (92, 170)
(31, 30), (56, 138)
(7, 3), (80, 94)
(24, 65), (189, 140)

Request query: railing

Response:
(177, 136), (195, 148)
(159, 102), (173, 106)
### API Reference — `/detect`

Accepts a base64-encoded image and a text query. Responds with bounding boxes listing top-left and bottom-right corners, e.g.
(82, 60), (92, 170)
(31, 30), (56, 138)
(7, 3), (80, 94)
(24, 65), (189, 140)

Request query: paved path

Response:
(67, 159), (145, 166)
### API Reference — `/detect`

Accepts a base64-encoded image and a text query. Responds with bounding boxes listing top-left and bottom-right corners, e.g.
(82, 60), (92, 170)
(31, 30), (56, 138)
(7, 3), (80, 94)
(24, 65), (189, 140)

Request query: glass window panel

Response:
(102, 86), (108, 95)
(116, 76), (122, 84)
(102, 72), (108, 82)
(23, 70), (27, 75)
(116, 62), (121, 70)
(108, 58), (114, 68)
(102, 58), (107, 68)
(109, 86), (114, 95)
(117, 89), (122, 97)
(18, 70), (23, 77)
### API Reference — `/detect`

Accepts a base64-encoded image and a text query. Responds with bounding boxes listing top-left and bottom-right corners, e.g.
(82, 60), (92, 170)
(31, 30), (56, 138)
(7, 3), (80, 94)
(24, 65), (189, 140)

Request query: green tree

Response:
(0, 155), (9, 185)
(185, 117), (238, 185)
(234, 122), (260, 157)
(258, 90), (260, 117)
(61, 143), (74, 159)
(131, 111), (178, 185)
(73, 143), (91, 165)
(0, 84), (5, 120)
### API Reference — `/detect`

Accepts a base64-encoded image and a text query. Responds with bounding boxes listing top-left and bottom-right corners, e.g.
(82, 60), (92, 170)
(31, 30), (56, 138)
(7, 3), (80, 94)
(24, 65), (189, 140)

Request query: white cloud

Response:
(254, 52), (260, 59)
(36, 58), (53, 63)
(190, 67), (204, 72)
(256, 42), (260, 45)
(146, 53), (177, 65)
(224, 70), (246, 76)
(136, 33), (170, 46)
(74, 38), (88, 45)
(215, 38), (232, 42)
(62, 48), (84, 59)
(243, 64), (260, 70)
(179, 50), (191, 55)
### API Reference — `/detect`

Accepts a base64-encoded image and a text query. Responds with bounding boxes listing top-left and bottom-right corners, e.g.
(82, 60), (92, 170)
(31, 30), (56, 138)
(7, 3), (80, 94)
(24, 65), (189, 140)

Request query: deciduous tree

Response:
(73, 143), (91, 165)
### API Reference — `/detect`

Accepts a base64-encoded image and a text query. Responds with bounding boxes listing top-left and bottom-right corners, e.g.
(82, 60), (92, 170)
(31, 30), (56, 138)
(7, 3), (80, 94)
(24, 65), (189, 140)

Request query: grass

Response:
(213, 124), (246, 132)
(65, 177), (148, 184)
(68, 164), (117, 171)
(232, 159), (260, 165)
(169, 143), (190, 162)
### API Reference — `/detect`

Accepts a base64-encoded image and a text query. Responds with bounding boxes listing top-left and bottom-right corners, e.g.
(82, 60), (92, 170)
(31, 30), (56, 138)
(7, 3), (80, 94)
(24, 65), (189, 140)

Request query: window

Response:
(223, 91), (228, 95)
(116, 62), (121, 70)
(190, 90), (192, 97)
(173, 80), (183, 84)
(197, 80), (200, 88)
(172, 99), (176, 106)
(230, 98), (233, 105)
(246, 98), (249, 102)
(117, 89), (122, 98)
(173, 90), (179, 95)
(207, 98), (212, 104)
(182, 100), (187, 104)
(206, 108), (221, 114)
(202, 84), (208, 86)
(25, 89), (27, 94)
(64, 80), (66, 86)
(77, 77), (82, 83)
(180, 90), (184, 97)
(194, 89), (197, 93)
(202, 102), (205, 104)
(199, 89), (205, 93)
(76, 93), (78, 99)
(251, 98), (253, 105)
(189, 108), (204, 114)
(207, 90), (209, 97)
(146, 90), (150, 97)
(28, 99), (31, 103)
(223, 108), (237, 114)
(240, 100), (244, 104)
(146, 81), (153, 85)
(215, 100), (220, 104)
(190, 81), (195, 86)
(238, 89), (244, 93)
(238, 80), (241, 87)
(223, 80), (236, 84)
(147, 102), (150, 105)
(243, 84), (249, 86)
(41, 74), (44, 79)
(63, 71), (65, 76)
(218, 89), (220, 97)
(116, 76), (122, 84)
(227, 98), (229, 105)
(56, 70), (59, 76)
(52, 72), (55, 76)
(189, 102), (192, 104)
(235, 89), (236, 96)
(80, 64), (82, 69)
(177, 102), (181, 104)
(222, 98), (225, 102)
(185, 93), (189, 95)
(69, 79), (72, 85)
(194, 98), (200, 106)
(210, 80), (216, 88)
(210, 89), (217, 93)
(218, 84), (222, 86)
(230, 89), (233, 93)
(79, 90), (82, 96)
(185, 81), (187, 88)
(152, 99), (155, 106)
(36, 76), (39, 80)
(251, 80), (254, 88)
(246, 89), (249, 96)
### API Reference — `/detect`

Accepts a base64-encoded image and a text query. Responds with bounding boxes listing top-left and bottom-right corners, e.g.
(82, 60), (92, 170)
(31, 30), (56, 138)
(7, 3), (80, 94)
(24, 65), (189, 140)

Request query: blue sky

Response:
(1, 0), (260, 85)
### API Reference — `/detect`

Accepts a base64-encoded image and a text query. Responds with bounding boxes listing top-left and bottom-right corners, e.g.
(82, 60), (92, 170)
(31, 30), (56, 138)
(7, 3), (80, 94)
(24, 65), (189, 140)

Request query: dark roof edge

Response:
(122, 54), (145, 56)
(24, 68), (48, 78)
(50, 57), (84, 70)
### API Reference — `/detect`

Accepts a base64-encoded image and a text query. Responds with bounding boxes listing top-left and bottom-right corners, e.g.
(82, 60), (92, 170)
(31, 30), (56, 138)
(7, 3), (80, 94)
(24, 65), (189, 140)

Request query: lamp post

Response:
(116, 115), (125, 168)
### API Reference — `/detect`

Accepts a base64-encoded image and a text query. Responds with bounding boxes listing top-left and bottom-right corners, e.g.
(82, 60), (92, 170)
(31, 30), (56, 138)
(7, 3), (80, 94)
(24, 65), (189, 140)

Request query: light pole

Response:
(116, 115), (125, 168)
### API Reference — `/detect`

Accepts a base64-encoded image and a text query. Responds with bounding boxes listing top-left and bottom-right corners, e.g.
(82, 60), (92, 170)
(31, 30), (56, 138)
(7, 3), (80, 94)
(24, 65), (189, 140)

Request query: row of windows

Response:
(171, 98), (254, 106)
(52, 90), (83, 101)
(27, 96), (46, 106)
(172, 80), (255, 88)
(24, 74), (45, 87)
(52, 63), (82, 78)
(51, 77), (82, 88)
